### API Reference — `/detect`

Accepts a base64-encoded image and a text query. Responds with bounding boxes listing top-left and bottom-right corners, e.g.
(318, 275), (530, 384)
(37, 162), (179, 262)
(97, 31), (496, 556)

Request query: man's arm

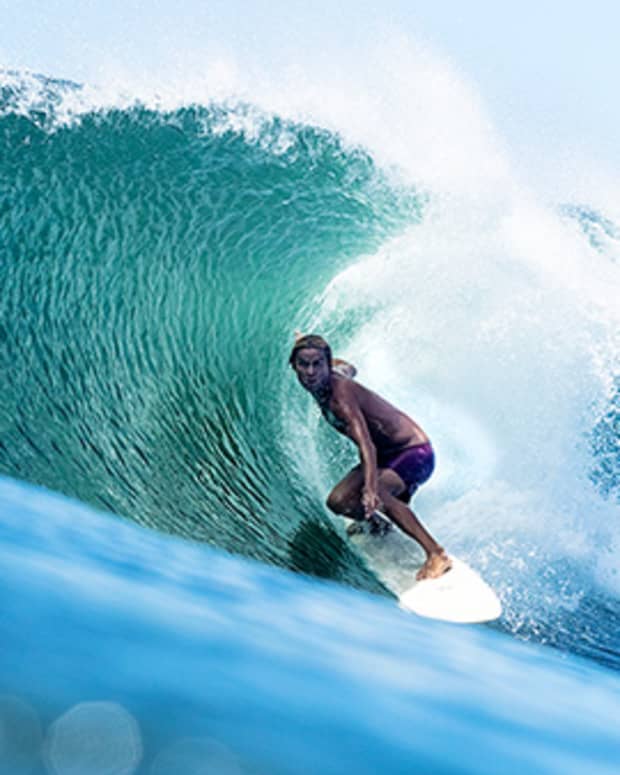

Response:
(334, 385), (379, 516)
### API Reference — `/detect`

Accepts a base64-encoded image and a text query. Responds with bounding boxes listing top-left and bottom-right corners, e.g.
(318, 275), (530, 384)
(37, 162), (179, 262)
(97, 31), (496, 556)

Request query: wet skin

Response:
(293, 347), (451, 580)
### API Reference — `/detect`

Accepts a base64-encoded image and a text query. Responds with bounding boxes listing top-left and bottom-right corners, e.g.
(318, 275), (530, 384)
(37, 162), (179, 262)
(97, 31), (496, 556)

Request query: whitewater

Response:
(1, 31), (620, 775)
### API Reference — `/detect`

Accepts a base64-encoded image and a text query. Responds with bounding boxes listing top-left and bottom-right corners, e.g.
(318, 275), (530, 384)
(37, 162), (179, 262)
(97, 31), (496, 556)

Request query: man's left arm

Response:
(332, 358), (357, 379)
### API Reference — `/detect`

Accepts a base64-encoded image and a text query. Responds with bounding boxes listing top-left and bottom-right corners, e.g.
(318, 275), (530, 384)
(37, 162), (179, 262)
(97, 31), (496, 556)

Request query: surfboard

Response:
(347, 511), (502, 624)
(398, 556), (502, 623)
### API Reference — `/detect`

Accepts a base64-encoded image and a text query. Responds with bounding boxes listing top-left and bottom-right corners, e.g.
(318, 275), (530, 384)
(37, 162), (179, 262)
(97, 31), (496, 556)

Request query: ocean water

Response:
(1, 61), (620, 774)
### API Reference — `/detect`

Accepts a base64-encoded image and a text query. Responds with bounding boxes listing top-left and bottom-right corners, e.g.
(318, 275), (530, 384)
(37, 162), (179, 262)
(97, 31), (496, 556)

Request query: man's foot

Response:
(416, 550), (452, 581)
(346, 513), (393, 537)
(368, 512), (393, 536)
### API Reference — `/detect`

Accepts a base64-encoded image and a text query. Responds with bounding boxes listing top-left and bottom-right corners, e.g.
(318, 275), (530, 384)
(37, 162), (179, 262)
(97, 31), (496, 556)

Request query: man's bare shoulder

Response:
(333, 377), (396, 416)
(331, 375), (366, 409)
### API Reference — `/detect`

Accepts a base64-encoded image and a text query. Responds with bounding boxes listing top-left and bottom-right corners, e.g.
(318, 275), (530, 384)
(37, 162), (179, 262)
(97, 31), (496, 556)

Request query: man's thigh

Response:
(327, 465), (364, 515)
(378, 468), (408, 500)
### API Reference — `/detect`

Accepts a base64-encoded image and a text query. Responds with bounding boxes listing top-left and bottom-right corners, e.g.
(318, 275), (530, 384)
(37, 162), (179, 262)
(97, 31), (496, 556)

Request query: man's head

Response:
(289, 334), (332, 394)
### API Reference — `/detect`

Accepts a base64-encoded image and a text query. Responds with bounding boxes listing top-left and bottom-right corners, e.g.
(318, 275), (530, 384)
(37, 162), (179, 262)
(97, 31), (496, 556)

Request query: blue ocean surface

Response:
(1, 69), (620, 773)
(1, 476), (620, 775)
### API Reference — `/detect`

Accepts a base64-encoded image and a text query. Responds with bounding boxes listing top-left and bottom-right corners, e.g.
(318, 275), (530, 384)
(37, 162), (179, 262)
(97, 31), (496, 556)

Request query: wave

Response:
(1, 69), (619, 666)
(0, 71), (422, 592)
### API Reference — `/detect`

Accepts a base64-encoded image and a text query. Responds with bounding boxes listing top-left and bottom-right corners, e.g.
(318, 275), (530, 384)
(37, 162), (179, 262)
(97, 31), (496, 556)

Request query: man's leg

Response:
(377, 469), (451, 580)
(327, 467), (392, 535)
(326, 465), (365, 519)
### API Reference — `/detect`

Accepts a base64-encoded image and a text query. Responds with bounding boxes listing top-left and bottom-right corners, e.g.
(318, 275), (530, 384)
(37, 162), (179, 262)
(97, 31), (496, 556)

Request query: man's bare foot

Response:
(416, 550), (452, 581)
(346, 513), (393, 537)
(368, 512), (392, 536)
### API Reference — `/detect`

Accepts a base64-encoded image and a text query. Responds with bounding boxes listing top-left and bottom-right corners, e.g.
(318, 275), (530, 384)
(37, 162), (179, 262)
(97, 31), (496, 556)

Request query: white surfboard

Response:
(346, 512), (501, 624)
(399, 556), (502, 624)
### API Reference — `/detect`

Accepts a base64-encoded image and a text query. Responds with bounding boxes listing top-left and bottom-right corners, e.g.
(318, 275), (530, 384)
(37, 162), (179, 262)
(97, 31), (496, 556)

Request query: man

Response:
(290, 333), (451, 580)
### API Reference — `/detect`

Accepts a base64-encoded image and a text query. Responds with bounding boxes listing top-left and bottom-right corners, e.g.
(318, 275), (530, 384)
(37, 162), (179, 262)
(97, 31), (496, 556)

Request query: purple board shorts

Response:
(378, 442), (435, 499)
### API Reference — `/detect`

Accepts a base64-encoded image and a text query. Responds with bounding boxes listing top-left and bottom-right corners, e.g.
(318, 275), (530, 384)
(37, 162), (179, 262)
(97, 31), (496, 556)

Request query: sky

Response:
(2, 1), (619, 189)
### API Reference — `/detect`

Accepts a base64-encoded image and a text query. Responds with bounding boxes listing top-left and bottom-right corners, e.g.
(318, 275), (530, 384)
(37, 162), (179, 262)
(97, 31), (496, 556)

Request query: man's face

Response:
(293, 347), (330, 393)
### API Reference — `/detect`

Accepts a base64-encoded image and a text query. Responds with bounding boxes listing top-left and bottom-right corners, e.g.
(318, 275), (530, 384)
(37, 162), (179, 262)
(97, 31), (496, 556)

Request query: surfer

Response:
(290, 333), (451, 580)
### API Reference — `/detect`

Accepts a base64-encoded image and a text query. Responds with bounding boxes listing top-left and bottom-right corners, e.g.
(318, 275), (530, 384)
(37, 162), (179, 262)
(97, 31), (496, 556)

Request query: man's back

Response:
(330, 376), (429, 454)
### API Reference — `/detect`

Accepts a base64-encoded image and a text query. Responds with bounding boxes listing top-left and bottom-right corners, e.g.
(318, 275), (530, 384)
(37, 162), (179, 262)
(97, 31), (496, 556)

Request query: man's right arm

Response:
(334, 384), (379, 516)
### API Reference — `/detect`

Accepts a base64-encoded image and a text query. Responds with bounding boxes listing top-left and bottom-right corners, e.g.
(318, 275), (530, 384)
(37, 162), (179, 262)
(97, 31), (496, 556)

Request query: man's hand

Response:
(361, 486), (380, 519)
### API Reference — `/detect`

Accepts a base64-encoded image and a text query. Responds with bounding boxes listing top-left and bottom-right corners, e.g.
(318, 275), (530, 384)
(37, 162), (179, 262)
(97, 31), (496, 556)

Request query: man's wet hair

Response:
(289, 334), (333, 369)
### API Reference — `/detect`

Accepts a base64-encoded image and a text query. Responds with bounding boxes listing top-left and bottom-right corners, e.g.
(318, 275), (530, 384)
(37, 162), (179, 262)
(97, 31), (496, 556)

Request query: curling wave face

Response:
(0, 71), (422, 593)
(1, 70), (620, 667)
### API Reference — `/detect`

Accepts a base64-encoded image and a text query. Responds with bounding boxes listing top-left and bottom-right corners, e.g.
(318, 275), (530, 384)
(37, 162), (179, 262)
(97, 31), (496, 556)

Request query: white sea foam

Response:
(3, 32), (511, 195)
(309, 183), (620, 602)
(158, 32), (612, 607)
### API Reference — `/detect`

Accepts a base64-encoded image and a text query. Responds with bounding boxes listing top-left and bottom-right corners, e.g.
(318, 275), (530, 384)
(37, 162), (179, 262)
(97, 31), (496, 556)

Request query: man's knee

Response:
(327, 489), (359, 516)
(378, 470), (407, 500)
(326, 489), (346, 514)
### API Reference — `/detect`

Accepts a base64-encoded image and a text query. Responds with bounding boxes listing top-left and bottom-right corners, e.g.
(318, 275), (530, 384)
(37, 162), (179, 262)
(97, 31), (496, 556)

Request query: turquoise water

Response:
(1, 71), (620, 773)
(1, 73), (419, 588)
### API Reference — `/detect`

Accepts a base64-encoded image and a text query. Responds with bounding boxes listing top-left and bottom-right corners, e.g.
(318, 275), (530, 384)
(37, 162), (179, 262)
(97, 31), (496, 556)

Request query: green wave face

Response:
(0, 80), (422, 590)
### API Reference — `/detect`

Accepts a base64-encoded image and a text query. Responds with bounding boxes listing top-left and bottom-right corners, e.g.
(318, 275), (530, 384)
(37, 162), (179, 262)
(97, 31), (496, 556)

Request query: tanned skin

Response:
(292, 346), (451, 580)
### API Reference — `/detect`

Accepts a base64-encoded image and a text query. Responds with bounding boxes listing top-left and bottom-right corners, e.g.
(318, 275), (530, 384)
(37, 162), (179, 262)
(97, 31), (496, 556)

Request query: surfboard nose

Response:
(399, 556), (502, 624)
